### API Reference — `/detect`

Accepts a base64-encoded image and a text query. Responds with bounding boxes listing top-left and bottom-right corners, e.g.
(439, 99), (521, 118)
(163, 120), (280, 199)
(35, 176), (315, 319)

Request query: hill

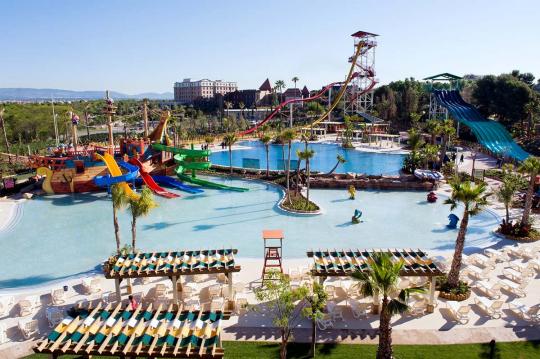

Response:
(0, 88), (173, 101)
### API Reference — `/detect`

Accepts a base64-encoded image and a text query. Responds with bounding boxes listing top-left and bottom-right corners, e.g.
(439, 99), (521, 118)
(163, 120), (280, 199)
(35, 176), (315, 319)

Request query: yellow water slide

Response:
(308, 41), (365, 128)
(95, 153), (140, 200)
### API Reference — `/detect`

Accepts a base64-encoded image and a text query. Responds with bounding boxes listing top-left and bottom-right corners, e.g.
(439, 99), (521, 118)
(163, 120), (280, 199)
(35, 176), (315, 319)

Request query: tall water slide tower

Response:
(346, 31), (378, 115)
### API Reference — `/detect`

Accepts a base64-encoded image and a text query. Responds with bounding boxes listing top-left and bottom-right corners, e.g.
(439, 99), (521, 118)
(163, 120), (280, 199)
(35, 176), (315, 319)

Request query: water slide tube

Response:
(128, 158), (180, 198)
(149, 175), (204, 194)
(94, 153), (140, 199)
(152, 143), (248, 192)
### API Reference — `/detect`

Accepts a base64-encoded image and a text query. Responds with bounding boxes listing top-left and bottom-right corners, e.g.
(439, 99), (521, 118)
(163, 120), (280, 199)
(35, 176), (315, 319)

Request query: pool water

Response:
(0, 177), (499, 289)
(210, 141), (405, 175)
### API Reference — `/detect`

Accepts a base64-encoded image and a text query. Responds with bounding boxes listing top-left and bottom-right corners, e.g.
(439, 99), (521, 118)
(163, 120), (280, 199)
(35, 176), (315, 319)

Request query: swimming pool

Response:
(210, 141), (405, 175)
(0, 176), (499, 289)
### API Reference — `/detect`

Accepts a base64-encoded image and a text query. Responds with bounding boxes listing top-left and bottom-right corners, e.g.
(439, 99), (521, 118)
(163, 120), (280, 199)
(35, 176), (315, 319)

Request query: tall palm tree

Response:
(280, 129), (296, 200)
(111, 184), (128, 254)
(223, 133), (238, 174)
(275, 80), (286, 102)
(444, 178), (489, 287)
(496, 174), (521, 224)
(260, 134), (272, 177)
(351, 253), (426, 359)
(0, 108), (10, 153)
(128, 187), (157, 254)
(424, 119), (441, 145)
(438, 119), (456, 166)
(291, 76), (299, 89)
(297, 148), (315, 203)
(518, 156), (540, 225)
(238, 101), (245, 121)
(327, 154), (346, 175)
(421, 144), (439, 170)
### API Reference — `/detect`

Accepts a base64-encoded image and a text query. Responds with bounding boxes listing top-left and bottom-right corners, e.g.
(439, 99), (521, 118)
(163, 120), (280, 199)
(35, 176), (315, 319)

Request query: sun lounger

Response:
(18, 319), (39, 339)
(502, 267), (527, 283)
(530, 259), (540, 272)
(192, 274), (210, 283)
(0, 323), (7, 344)
(50, 288), (66, 306)
(483, 248), (509, 262)
(498, 279), (527, 297)
(18, 296), (40, 317)
(462, 264), (489, 280)
(210, 297), (224, 312)
(324, 285), (336, 299)
(154, 283), (169, 299)
(208, 284), (222, 299)
(82, 277), (102, 294)
(508, 260), (535, 277)
(183, 298), (200, 311)
(476, 280), (502, 299)
(348, 298), (368, 318)
(234, 293), (249, 313)
(468, 254), (496, 269)
(326, 301), (344, 321)
(506, 246), (536, 259)
(316, 315), (334, 330)
(508, 301), (540, 322)
(408, 299), (426, 316)
(0, 296), (15, 317)
(447, 301), (470, 324)
(46, 307), (64, 328)
(474, 297), (503, 319)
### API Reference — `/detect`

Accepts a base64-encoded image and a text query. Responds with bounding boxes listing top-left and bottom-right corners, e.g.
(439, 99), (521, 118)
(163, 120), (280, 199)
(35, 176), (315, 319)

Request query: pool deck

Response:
(1, 149), (539, 358)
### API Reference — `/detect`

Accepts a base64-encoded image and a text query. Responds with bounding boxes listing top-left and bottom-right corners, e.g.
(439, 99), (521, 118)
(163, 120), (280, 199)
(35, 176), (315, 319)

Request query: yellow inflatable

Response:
(36, 167), (54, 194)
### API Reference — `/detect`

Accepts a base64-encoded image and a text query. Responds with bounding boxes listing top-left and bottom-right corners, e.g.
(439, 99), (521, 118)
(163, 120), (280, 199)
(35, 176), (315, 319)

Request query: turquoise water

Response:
(210, 141), (405, 175)
(0, 176), (499, 289)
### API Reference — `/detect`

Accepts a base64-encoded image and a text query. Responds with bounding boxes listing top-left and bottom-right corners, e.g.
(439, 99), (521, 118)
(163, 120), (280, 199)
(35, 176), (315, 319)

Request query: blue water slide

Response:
(433, 90), (529, 161)
(93, 161), (140, 187)
(149, 175), (204, 194)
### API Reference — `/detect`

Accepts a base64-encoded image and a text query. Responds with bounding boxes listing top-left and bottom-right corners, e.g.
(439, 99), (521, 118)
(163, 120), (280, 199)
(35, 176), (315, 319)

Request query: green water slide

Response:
(152, 143), (248, 192)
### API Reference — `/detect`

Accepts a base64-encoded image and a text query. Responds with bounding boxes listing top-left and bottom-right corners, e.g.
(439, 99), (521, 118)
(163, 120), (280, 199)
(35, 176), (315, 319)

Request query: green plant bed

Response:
(281, 191), (320, 212)
(439, 280), (471, 301)
(496, 228), (540, 242)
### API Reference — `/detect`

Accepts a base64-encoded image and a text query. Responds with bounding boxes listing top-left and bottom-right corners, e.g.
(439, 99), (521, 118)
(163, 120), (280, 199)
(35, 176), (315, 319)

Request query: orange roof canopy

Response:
(262, 229), (284, 239)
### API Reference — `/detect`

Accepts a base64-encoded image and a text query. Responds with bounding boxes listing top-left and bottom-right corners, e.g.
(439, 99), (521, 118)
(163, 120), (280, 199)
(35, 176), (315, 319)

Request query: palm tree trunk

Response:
(280, 329), (288, 359)
(521, 175), (535, 225)
(228, 147), (233, 174)
(1, 121), (10, 153)
(306, 158), (311, 203)
(113, 207), (121, 254)
(310, 319), (317, 357)
(286, 141), (292, 193)
(327, 160), (340, 175)
(505, 205), (510, 224)
(131, 215), (137, 255)
(377, 297), (393, 359)
(265, 145), (269, 177)
(447, 210), (469, 287)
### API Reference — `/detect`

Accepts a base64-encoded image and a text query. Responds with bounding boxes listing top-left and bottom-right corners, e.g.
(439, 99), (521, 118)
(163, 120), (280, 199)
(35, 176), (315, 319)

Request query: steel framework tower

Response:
(424, 73), (462, 121)
(346, 31), (378, 114)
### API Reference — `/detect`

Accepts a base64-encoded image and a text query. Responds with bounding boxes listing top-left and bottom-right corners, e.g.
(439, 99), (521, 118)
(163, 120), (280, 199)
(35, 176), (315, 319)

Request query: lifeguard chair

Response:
(262, 229), (284, 283)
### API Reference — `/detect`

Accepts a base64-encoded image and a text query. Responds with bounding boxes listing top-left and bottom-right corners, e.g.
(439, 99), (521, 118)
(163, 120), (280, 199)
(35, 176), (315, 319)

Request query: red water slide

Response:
(128, 158), (180, 199)
(238, 80), (344, 136)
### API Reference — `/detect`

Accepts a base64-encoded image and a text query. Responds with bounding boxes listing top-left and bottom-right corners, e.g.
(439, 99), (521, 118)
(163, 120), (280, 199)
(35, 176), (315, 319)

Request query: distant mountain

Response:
(0, 88), (173, 101)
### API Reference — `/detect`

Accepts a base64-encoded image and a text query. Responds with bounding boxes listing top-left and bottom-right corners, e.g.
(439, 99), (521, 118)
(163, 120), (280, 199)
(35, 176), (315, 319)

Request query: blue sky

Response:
(1, 0), (539, 94)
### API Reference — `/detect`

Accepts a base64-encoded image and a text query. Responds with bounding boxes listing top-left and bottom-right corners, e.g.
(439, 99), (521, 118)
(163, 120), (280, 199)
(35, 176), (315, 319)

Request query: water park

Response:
(1, 25), (540, 359)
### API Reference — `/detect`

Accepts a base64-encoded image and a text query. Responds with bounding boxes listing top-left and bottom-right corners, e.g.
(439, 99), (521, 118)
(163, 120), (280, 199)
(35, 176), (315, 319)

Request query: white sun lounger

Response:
(508, 301), (540, 322)
(50, 288), (66, 305)
(447, 301), (470, 324)
(476, 280), (501, 299)
(468, 254), (496, 269)
(18, 319), (39, 339)
(326, 301), (344, 322)
(508, 260), (535, 277)
(462, 264), (489, 280)
(46, 307), (64, 328)
(0, 323), (7, 344)
(0, 296), (15, 317)
(18, 296), (40, 317)
(408, 299), (427, 316)
(483, 248), (509, 262)
(503, 267), (526, 283)
(474, 297), (503, 319)
(82, 277), (102, 294)
(316, 315), (334, 330)
(530, 259), (540, 272)
(498, 279), (527, 297)
(348, 298), (368, 319)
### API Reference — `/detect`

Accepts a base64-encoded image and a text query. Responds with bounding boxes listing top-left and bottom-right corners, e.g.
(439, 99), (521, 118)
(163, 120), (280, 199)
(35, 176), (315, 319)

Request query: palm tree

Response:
(351, 253), (426, 359)
(223, 101), (232, 130)
(291, 76), (299, 89)
(421, 144), (439, 170)
(260, 134), (272, 177)
(424, 119), (441, 145)
(518, 156), (540, 225)
(223, 133), (238, 174)
(444, 178), (489, 287)
(238, 101), (245, 120)
(297, 148), (315, 203)
(0, 108), (10, 153)
(128, 187), (157, 254)
(111, 184), (128, 254)
(327, 154), (346, 175)
(280, 129), (296, 200)
(275, 80), (286, 102)
(438, 119), (456, 166)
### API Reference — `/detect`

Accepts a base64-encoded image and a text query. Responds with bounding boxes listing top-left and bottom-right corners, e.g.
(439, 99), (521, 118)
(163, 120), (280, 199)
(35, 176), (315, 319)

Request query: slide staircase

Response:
(434, 90), (529, 161)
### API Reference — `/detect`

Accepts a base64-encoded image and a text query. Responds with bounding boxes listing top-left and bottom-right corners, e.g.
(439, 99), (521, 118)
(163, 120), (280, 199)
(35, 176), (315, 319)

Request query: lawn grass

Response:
(25, 340), (540, 358)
